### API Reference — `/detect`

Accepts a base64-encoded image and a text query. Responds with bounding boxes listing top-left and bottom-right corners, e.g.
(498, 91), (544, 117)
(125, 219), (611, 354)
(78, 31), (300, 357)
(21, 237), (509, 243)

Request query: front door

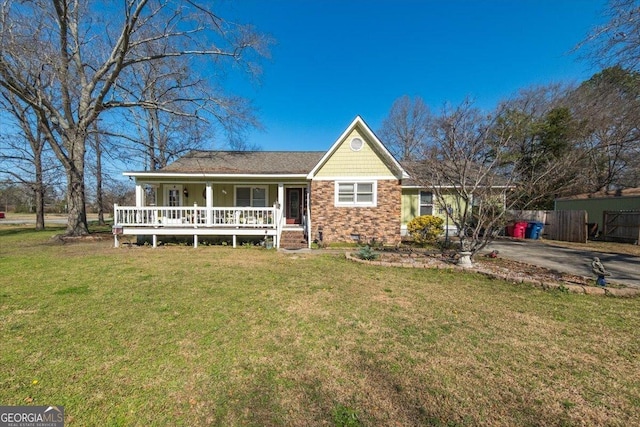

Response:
(285, 188), (303, 224)
(166, 186), (182, 222)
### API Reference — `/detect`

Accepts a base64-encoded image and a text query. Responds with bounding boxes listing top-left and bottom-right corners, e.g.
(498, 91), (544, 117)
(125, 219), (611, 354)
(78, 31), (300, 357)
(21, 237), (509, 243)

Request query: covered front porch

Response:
(113, 179), (310, 249)
(113, 205), (282, 248)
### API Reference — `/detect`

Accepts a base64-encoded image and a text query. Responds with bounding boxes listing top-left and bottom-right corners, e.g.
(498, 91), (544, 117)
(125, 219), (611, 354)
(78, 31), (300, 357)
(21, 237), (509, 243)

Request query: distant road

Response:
(0, 214), (100, 225)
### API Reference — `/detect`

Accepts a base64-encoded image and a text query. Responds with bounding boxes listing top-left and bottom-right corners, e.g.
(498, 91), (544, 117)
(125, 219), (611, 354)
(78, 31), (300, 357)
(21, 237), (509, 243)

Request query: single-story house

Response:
(114, 116), (485, 248)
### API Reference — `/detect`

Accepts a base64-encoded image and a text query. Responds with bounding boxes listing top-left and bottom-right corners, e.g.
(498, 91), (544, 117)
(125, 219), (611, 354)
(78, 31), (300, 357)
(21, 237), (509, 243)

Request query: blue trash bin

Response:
(526, 222), (543, 239)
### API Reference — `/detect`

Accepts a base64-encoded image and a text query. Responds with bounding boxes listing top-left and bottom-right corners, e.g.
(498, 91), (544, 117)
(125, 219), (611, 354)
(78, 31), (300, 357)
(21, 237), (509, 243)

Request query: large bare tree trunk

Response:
(63, 132), (89, 236)
(66, 167), (88, 235)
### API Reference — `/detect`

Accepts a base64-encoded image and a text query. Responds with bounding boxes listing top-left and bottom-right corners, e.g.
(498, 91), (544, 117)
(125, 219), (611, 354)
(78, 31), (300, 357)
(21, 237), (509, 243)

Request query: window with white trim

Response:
(236, 186), (267, 207)
(419, 191), (433, 215)
(336, 181), (376, 206)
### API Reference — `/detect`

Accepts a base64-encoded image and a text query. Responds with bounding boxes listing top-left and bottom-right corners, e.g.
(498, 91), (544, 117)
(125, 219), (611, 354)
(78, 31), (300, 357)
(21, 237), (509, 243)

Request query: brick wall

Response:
(310, 180), (401, 245)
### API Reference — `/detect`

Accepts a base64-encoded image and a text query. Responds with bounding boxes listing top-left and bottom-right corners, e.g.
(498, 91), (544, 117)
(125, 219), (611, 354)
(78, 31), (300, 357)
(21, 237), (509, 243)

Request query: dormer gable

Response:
(308, 116), (409, 180)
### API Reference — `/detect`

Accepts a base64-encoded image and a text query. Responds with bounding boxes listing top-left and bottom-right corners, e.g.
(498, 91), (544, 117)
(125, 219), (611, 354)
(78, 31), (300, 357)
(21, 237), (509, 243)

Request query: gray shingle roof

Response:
(159, 151), (326, 175)
(401, 160), (512, 187)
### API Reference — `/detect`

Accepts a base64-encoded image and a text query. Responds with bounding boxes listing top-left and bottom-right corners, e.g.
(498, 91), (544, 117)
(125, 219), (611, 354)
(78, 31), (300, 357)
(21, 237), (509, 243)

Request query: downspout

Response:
(306, 187), (312, 248)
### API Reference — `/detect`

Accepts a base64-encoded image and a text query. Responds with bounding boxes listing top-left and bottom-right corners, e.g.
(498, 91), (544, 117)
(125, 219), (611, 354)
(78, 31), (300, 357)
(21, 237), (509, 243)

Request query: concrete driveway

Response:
(483, 239), (640, 288)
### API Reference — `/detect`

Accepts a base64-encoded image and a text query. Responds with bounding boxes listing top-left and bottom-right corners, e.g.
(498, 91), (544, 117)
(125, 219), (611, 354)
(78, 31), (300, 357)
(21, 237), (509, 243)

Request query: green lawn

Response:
(1, 226), (639, 426)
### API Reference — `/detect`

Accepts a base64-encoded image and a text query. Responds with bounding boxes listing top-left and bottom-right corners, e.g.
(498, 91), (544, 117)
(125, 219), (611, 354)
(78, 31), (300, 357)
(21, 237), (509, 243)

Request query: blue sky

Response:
(221, 0), (607, 152)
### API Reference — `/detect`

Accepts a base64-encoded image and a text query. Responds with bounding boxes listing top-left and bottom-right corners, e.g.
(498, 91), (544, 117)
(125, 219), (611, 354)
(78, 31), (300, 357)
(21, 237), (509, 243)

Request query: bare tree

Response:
(88, 123), (106, 225)
(409, 100), (518, 259)
(497, 84), (585, 209)
(0, 0), (269, 236)
(577, 0), (640, 71)
(574, 1), (640, 190)
(400, 97), (583, 262)
(109, 46), (262, 172)
(100, 179), (135, 215)
(569, 66), (640, 192)
(0, 92), (62, 228)
(378, 95), (432, 161)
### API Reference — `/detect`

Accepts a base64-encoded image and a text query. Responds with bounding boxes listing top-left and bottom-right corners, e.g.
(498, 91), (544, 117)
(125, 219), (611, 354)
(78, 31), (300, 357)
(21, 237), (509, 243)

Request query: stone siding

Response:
(310, 180), (402, 245)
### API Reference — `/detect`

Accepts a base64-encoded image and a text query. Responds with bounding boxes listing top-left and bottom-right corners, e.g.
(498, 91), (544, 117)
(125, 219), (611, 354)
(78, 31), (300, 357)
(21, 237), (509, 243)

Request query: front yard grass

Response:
(1, 226), (639, 426)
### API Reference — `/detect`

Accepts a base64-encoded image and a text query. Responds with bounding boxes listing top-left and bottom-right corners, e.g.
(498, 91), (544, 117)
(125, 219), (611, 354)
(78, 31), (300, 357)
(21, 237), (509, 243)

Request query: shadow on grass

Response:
(0, 226), (64, 237)
(205, 366), (364, 426)
(344, 349), (578, 426)
(0, 224), (111, 238)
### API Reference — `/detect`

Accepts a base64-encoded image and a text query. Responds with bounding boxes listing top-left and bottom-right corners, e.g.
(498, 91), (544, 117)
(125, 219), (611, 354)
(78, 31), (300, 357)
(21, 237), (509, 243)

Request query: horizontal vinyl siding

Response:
(315, 129), (394, 178)
(401, 189), (420, 225)
(401, 190), (463, 225)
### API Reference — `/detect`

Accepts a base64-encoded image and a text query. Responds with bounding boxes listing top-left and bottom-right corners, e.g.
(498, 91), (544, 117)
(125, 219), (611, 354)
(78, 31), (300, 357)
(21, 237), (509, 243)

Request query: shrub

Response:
(407, 215), (445, 246)
(356, 245), (379, 261)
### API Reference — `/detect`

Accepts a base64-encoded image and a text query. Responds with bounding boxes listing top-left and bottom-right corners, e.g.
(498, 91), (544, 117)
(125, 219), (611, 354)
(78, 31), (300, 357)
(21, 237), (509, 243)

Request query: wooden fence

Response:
(545, 211), (588, 243)
(509, 210), (588, 243)
(602, 211), (640, 244)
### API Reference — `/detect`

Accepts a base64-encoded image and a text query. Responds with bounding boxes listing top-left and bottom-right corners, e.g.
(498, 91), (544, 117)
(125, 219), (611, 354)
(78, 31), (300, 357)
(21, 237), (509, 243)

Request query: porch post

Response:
(135, 184), (145, 223)
(278, 183), (284, 222)
(206, 182), (213, 225)
(135, 184), (145, 207)
(113, 203), (120, 248)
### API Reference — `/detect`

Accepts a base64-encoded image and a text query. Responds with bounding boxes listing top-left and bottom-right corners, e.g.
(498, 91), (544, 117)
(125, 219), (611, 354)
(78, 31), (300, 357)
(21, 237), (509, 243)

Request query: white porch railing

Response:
(114, 204), (279, 229)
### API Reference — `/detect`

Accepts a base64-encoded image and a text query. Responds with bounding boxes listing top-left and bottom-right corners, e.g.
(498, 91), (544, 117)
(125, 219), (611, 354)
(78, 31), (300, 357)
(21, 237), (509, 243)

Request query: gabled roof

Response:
(124, 151), (325, 178)
(307, 116), (409, 180)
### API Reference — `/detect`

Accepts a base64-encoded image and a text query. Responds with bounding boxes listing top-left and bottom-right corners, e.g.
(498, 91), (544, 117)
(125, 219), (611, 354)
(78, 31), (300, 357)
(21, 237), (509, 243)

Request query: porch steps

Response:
(279, 230), (307, 250)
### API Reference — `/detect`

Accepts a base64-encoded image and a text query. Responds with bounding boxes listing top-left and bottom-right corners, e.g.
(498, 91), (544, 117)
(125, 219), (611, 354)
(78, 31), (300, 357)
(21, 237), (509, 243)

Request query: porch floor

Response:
(115, 225), (279, 249)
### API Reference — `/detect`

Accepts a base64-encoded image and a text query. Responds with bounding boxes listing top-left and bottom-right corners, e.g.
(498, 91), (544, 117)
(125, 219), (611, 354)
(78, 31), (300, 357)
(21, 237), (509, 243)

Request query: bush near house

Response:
(407, 215), (444, 246)
(355, 245), (379, 261)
